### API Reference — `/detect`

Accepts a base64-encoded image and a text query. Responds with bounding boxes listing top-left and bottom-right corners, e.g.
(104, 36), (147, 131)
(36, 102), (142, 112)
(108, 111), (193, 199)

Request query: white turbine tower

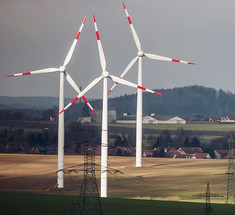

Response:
(108, 2), (195, 167)
(59, 14), (162, 197)
(7, 17), (98, 188)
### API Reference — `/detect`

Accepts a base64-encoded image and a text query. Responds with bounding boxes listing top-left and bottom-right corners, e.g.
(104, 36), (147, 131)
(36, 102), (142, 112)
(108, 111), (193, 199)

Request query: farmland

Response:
(0, 154), (231, 203)
(2, 119), (235, 133)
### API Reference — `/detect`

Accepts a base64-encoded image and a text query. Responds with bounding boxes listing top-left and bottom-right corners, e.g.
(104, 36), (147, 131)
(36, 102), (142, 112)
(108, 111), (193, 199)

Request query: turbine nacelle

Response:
(138, 50), (144, 57)
(59, 66), (66, 73)
(102, 71), (109, 78)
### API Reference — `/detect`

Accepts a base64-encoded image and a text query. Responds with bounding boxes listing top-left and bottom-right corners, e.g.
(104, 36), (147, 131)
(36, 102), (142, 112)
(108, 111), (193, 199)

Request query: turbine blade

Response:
(145, 53), (195, 65)
(6, 68), (59, 77)
(65, 72), (80, 92)
(108, 56), (139, 94)
(122, 2), (141, 51)
(108, 83), (117, 95)
(109, 75), (162, 95)
(63, 16), (87, 67)
(59, 76), (103, 115)
(65, 72), (98, 116)
(93, 14), (106, 72)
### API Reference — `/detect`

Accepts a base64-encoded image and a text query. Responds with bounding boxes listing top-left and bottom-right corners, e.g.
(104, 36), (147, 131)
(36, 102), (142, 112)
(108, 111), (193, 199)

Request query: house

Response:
(178, 147), (205, 159)
(195, 153), (211, 159)
(165, 149), (180, 158)
(178, 147), (203, 155)
(154, 116), (186, 124)
(192, 147), (204, 153)
(29, 146), (40, 154)
(124, 147), (136, 156)
(209, 117), (222, 123)
(174, 154), (189, 158)
(214, 149), (235, 159)
(29, 145), (57, 155)
(220, 116), (235, 124)
(77, 116), (92, 123)
(143, 116), (158, 124)
(116, 114), (136, 124)
(209, 116), (235, 124)
(117, 113), (186, 124)
(50, 117), (55, 122)
(143, 150), (154, 157)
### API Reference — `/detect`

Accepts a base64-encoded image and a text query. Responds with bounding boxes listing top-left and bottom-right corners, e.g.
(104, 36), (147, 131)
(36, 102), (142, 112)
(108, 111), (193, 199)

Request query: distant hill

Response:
(1, 85), (235, 118)
(0, 96), (72, 110)
(105, 85), (235, 117)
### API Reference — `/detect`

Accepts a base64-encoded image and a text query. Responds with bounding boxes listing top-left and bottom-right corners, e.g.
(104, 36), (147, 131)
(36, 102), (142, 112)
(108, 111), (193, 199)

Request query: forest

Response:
(1, 85), (235, 120)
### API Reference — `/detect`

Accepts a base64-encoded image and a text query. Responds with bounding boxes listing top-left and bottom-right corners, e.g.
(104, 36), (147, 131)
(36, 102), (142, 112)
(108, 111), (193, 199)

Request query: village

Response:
(1, 111), (235, 160)
(77, 110), (235, 125)
(1, 122), (234, 161)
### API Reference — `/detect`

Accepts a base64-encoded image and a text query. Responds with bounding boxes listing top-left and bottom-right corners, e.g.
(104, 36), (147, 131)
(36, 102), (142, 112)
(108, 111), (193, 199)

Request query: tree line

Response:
(0, 124), (233, 158)
(2, 85), (235, 120)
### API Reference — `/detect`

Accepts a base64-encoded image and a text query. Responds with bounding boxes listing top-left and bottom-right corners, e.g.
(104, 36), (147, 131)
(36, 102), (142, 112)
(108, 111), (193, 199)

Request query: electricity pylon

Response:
(225, 135), (235, 204)
(71, 126), (102, 215)
(192, 182), (223, 215)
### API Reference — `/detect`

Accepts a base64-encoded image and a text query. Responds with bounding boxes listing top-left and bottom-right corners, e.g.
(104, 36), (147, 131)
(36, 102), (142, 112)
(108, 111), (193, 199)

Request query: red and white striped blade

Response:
(122, 2), (141, 51)
(108, 56), (139, 95)
(65, 72), (98, 116)
(63, 16), (87, 67)
(109, 75), (162, 96)
(6, 68), (59, 77)
(93, 15), (106, 72)
(59, 76), (103, 115)
(145, 53), (195, 65)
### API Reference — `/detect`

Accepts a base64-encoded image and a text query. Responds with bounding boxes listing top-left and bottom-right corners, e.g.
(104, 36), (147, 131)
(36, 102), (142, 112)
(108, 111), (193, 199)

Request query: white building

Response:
(155, 116), (186, 124)
(117, 114), (186, 124)
(77, 116), (92, 123)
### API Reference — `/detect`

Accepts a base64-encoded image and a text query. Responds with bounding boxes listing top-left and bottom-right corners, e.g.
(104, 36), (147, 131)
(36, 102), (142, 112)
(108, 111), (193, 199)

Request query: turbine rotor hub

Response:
(137, 50), (144, 57)
(59, 66), (66, 72)
(102, 71), (109, 78)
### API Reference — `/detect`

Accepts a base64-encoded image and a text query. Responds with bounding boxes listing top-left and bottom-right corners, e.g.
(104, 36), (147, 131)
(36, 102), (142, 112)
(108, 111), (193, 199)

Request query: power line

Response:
(225, 135), (235, 204)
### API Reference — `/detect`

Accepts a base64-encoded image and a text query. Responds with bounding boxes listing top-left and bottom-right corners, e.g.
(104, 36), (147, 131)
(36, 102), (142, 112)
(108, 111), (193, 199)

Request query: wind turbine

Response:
(6, 16), (97, 188)
(108, 2), (195, 167)
(59, 14), (162, 197)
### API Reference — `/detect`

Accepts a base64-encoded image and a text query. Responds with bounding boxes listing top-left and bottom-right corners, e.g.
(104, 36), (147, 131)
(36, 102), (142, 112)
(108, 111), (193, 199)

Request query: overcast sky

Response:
(1, 0), (235, 100)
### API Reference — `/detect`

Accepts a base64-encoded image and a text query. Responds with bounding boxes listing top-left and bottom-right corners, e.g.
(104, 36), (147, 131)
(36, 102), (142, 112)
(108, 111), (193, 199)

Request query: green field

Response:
(0, 192), (234, 215)
(2, 120), (235, 133)
(109, 123), (235, 132)
(1, 154), (235, 214)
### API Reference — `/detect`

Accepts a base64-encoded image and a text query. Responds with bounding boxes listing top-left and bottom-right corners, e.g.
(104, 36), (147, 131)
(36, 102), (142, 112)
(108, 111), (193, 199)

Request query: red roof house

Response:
(195, 153), (211, 159)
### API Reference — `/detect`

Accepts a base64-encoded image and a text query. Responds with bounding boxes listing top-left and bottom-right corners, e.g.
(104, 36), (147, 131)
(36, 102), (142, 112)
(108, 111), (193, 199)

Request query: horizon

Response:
(0, 84), (233, 99)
